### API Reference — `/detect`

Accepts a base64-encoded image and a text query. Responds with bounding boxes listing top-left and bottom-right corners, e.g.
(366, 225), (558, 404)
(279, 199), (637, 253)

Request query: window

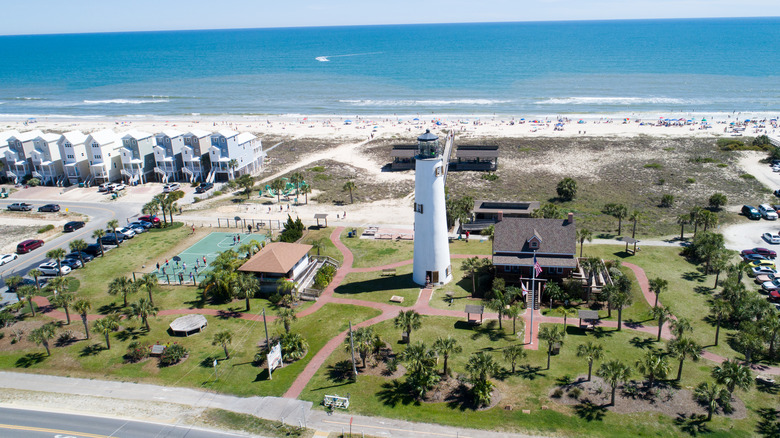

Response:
(94, 154), (102, 159)
(529, 240), (538, 249)
(435, 166), (443, 177)
(548, 267), (564, 274)
(414, 203), (423, 214)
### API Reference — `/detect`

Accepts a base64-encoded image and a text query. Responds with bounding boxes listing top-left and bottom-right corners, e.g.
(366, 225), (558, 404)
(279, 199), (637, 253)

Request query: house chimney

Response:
(567, 212), (574, 225)
(497, 211), (503, 222)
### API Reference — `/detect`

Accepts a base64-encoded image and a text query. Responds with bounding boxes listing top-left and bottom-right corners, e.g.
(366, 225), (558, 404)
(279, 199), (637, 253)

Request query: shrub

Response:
(159, 343), (187, 366)
(717, 163), (728, 168)
(740, 173), (756, 180)
(660, 194), (674, 208)
(685, 178), (696, 184)
(643, 163), (663, 169)
(568, 387), (582, 399)
(386, 357), (399, 374)
(313, 264), (337, 289)
(279, 215), (305, 243)
(268, 293), (282, 306)
(213, 190), (223, 196)
(481, 173), (499, 181)
(551, 388), (564, 398)
(125, 341), (150, 363)
(556, 178), (577, 201)
(37, 224), (54, 233)
(27, 177), (41, 187)
(689, 157), (716, 163)
(709, 193), (727, 210)
(657, 178), (665, 185)
(309, 166), (325, 172)
(280, 332), (308, 362)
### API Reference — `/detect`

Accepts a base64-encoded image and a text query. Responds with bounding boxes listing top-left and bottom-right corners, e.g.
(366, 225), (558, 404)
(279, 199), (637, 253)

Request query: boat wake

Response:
(316, 52), (383, 62)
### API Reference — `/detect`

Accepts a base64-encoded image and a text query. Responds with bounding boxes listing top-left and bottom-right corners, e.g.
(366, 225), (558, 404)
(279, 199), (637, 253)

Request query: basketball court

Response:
(155, 231), (266, 284)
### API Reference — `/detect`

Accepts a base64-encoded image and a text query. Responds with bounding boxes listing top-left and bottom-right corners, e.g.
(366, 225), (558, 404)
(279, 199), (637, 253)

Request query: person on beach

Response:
(203, 256), (207, 265)
(191, 224), (195, 234)
(233, 236), (236, 245)
(183, 262), (187, 271)
(156, 262), (160, 271)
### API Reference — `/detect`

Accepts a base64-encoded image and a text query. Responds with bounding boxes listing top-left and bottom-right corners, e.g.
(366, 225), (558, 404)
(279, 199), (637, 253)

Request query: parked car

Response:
(128, 223), (147, 234)
(0, 253), (18, 265)
(762, 278), (780, 292)
(742, 205), (762, 219)
(751, 266), (777, 277)
(129, 220), (152, 230)
(99, 233), (125, 246)
(111, 183), (126, 191)
(755, 272), (780, 284)
(7, 202), (33, 211)
(138, 215), (161, 227)
(743, 247), (778, 259)
(742, 253), (767, 262)
(66, 251), (95, 263)
(60, 258), (83, 270)
(770, 291), (780, 302)
(774, 189), (780, 198)
(64, 221), (86, 232)
(16, 239), (44, 254)
(117, 227), (136, 239)
(764, 233), (780, 244)
(749, 259), (776, 269)
(163, 183), (181, 193)
(6, 277), (47, 293)
(38, 204), (60, 213)
(98, 183), (116, 192)
(195, 182), (214, 194)
(759, 204), (778, 220)
(37, 262), (71, 276)
(84, 243), (104, 256)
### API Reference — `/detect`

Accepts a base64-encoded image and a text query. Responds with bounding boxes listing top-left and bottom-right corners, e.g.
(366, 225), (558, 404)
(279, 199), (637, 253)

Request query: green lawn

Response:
(302, 317), (777, 437)
(300, 227), (344, 265)
(334, 265), (420, 307)
(0, 303), (379, 397)
(339, 229), (413, 268)
(429, 262), (490, 312)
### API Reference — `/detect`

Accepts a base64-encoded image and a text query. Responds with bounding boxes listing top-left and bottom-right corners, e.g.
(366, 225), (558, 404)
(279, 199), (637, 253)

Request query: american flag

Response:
(533, 254), (543, 277)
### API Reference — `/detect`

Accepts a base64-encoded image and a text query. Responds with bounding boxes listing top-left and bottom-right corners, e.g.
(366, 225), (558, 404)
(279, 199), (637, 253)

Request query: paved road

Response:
(0, 198), (145, 288)
(0, 406), (257, 438)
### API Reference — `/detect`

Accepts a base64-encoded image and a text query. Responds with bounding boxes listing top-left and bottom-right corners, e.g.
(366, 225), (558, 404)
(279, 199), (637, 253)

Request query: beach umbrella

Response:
(413, 118), (419, 121)
(702, 118), (707, 122)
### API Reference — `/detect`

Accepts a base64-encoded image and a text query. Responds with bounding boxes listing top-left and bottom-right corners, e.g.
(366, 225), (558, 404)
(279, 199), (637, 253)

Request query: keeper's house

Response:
(238, 242), (313, 291)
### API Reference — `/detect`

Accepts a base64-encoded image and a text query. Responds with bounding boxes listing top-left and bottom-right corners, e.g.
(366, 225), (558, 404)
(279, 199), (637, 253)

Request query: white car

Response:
(112, 183), (126, 191)
(0, 253), (18, 265)
(764, 233), (780, 244)
(118, 227), (136, 239)
(38, 262), (71, 276)
(759, 204), (778, 220)
(163, 183), (180, 193)
(751, 266), (777, 276)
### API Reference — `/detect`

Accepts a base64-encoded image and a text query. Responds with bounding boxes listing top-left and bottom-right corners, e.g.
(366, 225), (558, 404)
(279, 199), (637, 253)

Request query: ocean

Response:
(0, 17), (779, 119)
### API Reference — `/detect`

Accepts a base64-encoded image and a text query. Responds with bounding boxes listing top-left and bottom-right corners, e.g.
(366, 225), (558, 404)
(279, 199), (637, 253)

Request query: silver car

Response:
(38, 262), (71, 276)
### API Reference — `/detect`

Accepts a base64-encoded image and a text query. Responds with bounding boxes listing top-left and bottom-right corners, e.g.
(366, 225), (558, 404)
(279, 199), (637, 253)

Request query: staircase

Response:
(84, 174), (94, 187)
(298, 256), (341, 301)
(182, 166), (194, 182)
(55, 175), (66, 187)
(31, 170), (43, 179)
(206, 169), (216, 184)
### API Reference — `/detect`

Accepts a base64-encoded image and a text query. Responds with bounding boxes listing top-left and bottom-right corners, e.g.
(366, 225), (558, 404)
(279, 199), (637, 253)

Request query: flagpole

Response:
(530, 250), (536, 345)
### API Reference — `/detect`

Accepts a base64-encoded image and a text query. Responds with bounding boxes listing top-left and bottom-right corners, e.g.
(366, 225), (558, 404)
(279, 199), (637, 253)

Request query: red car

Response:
(770, 290), (780, 302)
(138, 215), (161, 227)
(742, 247), (778, 259)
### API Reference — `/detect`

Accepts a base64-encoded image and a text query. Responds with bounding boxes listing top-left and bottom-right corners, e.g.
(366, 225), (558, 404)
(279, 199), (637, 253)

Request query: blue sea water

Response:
(0, 17), (779, 118)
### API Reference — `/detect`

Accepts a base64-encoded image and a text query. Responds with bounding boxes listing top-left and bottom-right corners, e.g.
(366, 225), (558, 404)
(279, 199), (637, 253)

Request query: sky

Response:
(2, 0), (780, 35)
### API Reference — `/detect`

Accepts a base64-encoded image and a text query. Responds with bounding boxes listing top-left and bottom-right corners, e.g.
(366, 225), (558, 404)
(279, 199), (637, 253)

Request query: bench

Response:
(382, 268), (396, 276)
(323, 394), (350, 409)
(390, 295), (404, 303)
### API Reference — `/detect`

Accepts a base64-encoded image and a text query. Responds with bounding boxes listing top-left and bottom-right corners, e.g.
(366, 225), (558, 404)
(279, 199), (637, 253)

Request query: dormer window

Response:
(527, 231), (542, 250)
(529, 240), (539, 249)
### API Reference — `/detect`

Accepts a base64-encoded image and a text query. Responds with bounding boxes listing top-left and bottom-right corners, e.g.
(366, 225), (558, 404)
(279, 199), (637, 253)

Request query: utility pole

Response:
(348, 321), (358, 379)
(262, 308), (269, 350)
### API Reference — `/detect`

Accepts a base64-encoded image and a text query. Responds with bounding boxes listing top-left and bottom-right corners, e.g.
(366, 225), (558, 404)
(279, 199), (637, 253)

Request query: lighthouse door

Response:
(431, 271), (439, 284)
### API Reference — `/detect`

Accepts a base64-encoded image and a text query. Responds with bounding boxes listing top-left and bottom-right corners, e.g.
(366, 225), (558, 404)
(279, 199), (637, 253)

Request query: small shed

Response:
(465, 304), (485, 324)
(578, 309), (599, 329)
(170, 314), (208, 336)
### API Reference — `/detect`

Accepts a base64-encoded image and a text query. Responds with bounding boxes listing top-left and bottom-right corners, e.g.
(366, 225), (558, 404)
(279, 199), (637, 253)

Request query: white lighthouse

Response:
(412, 130), (452, 286)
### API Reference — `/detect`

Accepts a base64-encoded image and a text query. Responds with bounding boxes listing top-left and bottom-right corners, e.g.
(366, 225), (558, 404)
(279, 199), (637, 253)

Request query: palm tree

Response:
(18, 285), (37, 316)
(461, 256), (486, 296)
(433, 336), (462, 377)
(576, 341), (604, 381)
(136, 273), (159, 305)
(108, 277), (136, 307)
(635, 349), (671, 387)
(29, 323), (56, 356)
(598, 359), (632, 406)
(759, 316), (780, 358)
(689, 207), (704, 236)
(93, 316), (119, 350)
(670, 317), (693, 339)
(50, 292), (75, 325)
(129, 297), (158, 331)
(700, 210), (719, 231)
(538, 325), (566, 370)
(45, 248), (67, 276)
(270, 178), (286, 203)
(502, 344), (526, 374)
(559, 307), (577, 328)
(577, 228), (593, 257)
(506, 304), (524, 335)
(394, 310), (422, 344)
(709, 299), (731, 346)
(608, 204), (628, 235)
(5, 276), (23, 296)
(165, 190), (185, 224)
(73, 299), (92, 339)
(290, 172), (304, 197)
(213, 330), (233, 359)
(694, 382), (730, 421)
(69, 239), (88, 267)
(227, 159), (238, 179)
(345, 326), (378, 368)
(92, 229), (106, 256)
(107, 219), (120, 245)
(401, 342), (440, 399)
(27, 269), (43, 291)
(485, 224), (495, 241)
(465, 352), (500, 407)
(676, 214), (689, 240)
(342, 180), (356, 204)
(152, 194), (168, 226)
(650, 306), (673, 342)
(300, 184), (312, 204)
(612, 288), (633, 331)
(712, 359), (753, 395)
(629, 210), (643, 239)
(648, 277), (668, 307)
(234, 273), (259, 311)
(276, 307), (297, 333)
(487, 290), (510, 330)
(668, 337), (702, 381)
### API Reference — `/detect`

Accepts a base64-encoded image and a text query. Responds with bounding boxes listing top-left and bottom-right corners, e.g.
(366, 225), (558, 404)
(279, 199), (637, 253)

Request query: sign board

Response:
(267, 342), (282, 376)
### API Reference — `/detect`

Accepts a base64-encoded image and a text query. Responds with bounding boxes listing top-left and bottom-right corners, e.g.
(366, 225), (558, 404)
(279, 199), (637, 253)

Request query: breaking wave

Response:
(340, 99), (510, 106)
(82, 99), (169, 105)
(535, 97), (694, 105)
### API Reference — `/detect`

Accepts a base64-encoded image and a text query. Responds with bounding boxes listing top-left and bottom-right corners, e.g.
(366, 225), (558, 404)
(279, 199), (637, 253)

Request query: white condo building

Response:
(1, 130), (21, 182)
(412, 130), (452, 286)
(182, 130), (211, 182)
(29, 132), (64, 185)
(58, 131), (90, 185)
(207, 130), (263, 182)
(120, 131), (155, 184)
(4, 130), (43, 184)
(85, 130), (123, 184)
(153, 130), (184, 183)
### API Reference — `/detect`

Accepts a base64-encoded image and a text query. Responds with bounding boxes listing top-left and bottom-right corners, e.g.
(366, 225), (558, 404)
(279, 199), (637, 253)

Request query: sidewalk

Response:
(0, 371), (545, 438)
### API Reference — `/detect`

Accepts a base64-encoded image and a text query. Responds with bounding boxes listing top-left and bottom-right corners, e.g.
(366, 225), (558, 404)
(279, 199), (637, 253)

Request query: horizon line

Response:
(1, 15), (778, 37)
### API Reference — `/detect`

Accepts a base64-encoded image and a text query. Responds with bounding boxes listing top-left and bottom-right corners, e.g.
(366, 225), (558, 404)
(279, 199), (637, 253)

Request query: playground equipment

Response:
(262, 179), (309, 198)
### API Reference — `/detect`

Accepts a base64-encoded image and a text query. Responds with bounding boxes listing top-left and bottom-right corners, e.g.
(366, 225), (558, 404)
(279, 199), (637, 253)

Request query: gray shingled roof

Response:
(493, 217), (576, 255)
(493, 254), (578, 268)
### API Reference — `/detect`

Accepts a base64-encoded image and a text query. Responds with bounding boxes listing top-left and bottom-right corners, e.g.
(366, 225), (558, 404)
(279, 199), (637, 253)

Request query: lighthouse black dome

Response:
(417, 129), (438, 142)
